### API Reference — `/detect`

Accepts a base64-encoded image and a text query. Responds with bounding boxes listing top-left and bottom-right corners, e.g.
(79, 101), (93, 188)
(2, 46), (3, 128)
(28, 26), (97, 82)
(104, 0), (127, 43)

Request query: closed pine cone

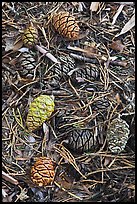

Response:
(26, 95), (55, 132)
(52, 11), (80, 40)
(31, 157), (55, 187)
(18, 51), (36, 80)
(107, 117), (130, 154)
(51, 54), (75, 81)
(22, 24), (38, 48)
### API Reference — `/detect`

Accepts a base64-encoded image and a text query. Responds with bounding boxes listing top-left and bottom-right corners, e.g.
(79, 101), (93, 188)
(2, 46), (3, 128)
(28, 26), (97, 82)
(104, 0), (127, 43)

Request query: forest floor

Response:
(2, 2), (135, 202)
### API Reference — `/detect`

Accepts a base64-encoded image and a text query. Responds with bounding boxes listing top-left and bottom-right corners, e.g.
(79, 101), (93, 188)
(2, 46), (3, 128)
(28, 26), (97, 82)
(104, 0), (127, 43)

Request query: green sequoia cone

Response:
(26, 95), (55, 132)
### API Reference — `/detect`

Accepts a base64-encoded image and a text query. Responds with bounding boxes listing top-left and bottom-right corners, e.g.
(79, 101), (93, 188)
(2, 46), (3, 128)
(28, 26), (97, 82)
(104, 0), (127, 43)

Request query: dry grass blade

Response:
(112, 5), (124, 25)
(12, 108), (26, 131)
(115, 14), (135, 37)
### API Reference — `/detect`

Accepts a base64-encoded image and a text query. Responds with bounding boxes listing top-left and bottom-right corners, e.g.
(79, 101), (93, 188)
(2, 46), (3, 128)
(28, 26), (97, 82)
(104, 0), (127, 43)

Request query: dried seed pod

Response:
(18, 52), (36, 80)
(107, 117), (130, 154)
(26, 95), (55, 132)
(31, 157), (55, 187)
(63, 128), (99, 153)
(22, 24), (38, 48)
(51, 54), (75, 80)
(52, 11), (80, 40)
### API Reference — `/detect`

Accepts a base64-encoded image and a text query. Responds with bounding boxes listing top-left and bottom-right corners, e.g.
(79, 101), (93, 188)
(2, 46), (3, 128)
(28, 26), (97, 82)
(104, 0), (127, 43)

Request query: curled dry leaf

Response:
(103, 157), (112, 167)
(110, 40), (125, 52)
(5, 37), (23, 52)
(13, 39), (23, 51)
(5, 38), (15, 52)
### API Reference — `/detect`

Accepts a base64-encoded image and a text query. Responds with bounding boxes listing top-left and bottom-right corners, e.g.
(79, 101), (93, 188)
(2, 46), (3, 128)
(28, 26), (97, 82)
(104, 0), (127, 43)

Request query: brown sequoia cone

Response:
(52, 11), (80, 40)
(31, 157), (55, 187)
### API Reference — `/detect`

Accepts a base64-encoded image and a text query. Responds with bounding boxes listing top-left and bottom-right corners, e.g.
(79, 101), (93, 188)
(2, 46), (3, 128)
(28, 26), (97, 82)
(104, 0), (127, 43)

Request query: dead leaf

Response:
(115, 14), (135, 37)
(126, 184), (135, 190)
(110, 40), (125, 52)
(2, 56), (12, 64)
(13, 38), (23, 51)
(103, 157), (112, 167)
(5, 38), (14, 52)
(4, 36), (23, 52)
(112, 4), (124, 25)
(90, 2), (100, 12)
(2, 192), (16, 202)
(84, 44), (98, 55)
(2, 2), (6, 7)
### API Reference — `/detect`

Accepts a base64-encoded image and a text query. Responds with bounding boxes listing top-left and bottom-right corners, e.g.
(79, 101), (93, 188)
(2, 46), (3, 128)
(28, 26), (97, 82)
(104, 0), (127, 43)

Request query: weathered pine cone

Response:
(26, 95), (55, 132)
(63, 128), (100, 153)
(73, 63), (100, 81)
(18, 51), (36, 80)
(22, 24), (38, 48)
(31, 157), (55, 187)
(52, 11), (80, 40)
(92, 96), (110, 110)
(107, 117), (130, 154)
(51, 54), (75, 81)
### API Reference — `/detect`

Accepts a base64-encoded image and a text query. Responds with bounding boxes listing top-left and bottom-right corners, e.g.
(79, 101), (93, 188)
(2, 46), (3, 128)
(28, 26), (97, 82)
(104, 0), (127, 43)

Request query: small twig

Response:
(112, 2), (134, 5)
(87, 166), (134, 177)
(35, 44), (60, 63)
(12, 108), (25, 130)
(70, 53), (127, 67)
(42, 89), (70, 96)
(2, 171), (19, 185)
(68, 78), (80, 99)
